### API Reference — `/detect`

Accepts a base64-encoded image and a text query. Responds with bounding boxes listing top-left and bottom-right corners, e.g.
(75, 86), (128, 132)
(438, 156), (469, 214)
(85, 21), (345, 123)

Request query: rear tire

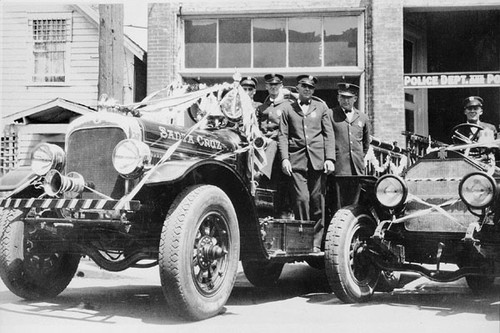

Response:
(0, 209), (80, 300)
(325, 206), (380, 303)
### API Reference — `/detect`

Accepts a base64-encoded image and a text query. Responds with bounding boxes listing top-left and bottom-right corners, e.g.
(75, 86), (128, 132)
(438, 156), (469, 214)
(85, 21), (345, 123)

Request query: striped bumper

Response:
(0, 198), (141, 211)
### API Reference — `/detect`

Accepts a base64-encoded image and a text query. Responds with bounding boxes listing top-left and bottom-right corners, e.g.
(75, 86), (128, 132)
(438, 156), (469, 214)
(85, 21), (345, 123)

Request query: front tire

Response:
(0, 209), (80, 300)
(325, 206), (380, 303)
(159, 185), (240, 321)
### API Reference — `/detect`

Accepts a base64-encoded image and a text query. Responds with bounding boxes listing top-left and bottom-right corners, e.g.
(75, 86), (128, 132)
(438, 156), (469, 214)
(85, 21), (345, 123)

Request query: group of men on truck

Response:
(238, 73), (370, 254)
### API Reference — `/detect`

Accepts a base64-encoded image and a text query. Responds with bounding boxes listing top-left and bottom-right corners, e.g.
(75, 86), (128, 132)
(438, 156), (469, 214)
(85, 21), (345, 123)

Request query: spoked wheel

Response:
(0, 209), (80, 300)
(325, 206), (380, 303)
(159, 185), (240, 321)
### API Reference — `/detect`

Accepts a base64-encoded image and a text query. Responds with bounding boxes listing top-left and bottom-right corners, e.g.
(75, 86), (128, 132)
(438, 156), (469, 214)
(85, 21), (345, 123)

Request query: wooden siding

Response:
(1, 4), (138, 119)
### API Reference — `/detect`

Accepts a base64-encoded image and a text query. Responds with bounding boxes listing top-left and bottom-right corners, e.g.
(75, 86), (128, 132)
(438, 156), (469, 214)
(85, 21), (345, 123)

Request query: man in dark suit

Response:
(278, 75), (335, 253)
(330, 82), (370, 209)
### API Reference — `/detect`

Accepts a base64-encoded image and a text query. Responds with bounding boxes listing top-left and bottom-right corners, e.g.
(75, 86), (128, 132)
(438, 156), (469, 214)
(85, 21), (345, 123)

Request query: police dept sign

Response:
(404, 72), (500, 88)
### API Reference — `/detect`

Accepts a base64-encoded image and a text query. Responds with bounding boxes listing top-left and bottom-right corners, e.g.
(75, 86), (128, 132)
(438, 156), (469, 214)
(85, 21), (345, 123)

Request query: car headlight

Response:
(375, 175), (407, 208)
(112, 139), (151, 178)
(31, 143), (65, 176)
(459, 172), (496, 209)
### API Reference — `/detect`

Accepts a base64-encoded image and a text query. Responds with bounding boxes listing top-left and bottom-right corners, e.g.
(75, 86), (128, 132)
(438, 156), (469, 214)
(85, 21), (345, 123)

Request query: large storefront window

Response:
(185, 20), (217, 68)
(253, 19), (286, 68)
(289, 18), (321, 67)
(324, 16), (358, 66)
(219, 19), (251, 68)
(184, 15), (359, 69)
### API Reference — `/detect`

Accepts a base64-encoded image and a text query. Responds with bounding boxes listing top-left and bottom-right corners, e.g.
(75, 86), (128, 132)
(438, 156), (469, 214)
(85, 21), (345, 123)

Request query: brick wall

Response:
(370, 0), (405, 144)
(147, 2), (178, 95)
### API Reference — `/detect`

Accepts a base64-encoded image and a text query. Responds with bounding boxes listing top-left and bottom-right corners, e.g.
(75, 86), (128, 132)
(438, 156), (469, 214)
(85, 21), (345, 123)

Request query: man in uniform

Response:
(278, 75), (335, 253)
(329, 82), (370, 209)
(255, 74), (292, 216)
(241, 76), (262, 109)
(461, 96), (497, 140)
(256, 73), (286, 140)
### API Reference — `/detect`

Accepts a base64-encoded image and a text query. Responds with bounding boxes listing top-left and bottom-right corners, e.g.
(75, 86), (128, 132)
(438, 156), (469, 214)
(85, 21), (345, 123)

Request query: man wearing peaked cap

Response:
(278, 74), (335, 254)
(328, 81), (370, 210)
(241, 76), (261, 109)
(256, 73), (292, 215)
(457, 95), (497, 143)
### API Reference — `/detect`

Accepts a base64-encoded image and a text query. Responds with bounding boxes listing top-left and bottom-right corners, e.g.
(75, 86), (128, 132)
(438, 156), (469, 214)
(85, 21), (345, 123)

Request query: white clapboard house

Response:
(0, 3), (146, 181)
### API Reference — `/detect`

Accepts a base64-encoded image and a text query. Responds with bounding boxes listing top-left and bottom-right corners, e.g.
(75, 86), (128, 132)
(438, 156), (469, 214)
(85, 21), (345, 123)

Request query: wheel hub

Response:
(196, 235), (226, 270)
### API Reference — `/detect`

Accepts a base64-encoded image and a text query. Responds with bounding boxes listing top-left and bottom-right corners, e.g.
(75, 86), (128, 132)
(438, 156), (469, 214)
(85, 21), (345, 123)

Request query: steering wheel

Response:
(451, 123), (485, 145)
(451, 123), (495, 160)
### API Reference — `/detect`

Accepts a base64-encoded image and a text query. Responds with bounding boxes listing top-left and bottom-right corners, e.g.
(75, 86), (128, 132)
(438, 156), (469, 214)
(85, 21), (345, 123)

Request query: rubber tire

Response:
(159, 185), (240, 321)
(242, 260), (284, 287)
(0, 209), (80, 300)
(325, 206), (380, 303)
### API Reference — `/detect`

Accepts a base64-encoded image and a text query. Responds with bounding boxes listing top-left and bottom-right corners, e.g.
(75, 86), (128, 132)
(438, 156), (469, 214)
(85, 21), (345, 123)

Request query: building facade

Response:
(0, 3), (147, 175)
(147, 0), (500, 146)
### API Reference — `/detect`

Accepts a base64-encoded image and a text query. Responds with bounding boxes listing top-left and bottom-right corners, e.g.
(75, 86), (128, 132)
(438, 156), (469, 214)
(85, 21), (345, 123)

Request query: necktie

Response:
(300, 100), (310, 106)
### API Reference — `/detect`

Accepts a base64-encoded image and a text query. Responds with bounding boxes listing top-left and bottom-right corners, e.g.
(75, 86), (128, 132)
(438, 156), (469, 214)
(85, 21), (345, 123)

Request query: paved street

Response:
(0, 259), (498, 333)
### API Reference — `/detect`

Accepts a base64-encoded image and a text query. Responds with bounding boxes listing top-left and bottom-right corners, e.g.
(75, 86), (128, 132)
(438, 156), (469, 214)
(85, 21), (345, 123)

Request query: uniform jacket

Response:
(331, 106), (370, 175)
(256, 95), (291, 140)
(278, 99), (335, 172)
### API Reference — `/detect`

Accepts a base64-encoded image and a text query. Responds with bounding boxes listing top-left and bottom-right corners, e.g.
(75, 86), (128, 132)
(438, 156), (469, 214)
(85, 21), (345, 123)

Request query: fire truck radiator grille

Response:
(66, 128), (127, 199)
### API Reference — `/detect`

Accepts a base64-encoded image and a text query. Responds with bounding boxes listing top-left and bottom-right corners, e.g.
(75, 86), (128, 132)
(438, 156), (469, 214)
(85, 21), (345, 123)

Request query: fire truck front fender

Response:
(145, 159), (245, 185)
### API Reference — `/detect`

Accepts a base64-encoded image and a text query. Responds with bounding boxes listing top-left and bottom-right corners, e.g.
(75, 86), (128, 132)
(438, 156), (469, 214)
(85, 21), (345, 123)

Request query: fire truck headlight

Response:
(375, 174), (408, 208)
(31, 143), (66, 176)
(459, 172), (496, 209)
(112, 139), (151, 178)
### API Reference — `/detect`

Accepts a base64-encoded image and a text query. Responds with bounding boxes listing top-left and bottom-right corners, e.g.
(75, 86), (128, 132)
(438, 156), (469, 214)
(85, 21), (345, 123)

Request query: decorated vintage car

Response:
(327, 123), (500, 303)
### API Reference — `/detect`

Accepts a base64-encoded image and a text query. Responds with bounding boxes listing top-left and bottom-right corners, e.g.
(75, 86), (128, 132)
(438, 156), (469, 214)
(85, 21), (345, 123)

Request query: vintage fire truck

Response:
(0, 78), (414, 320)
(326, 123), (500, 303)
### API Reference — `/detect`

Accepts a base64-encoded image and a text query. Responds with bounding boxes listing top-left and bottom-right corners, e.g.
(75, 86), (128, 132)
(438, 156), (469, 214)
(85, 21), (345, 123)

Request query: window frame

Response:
(180, 11), (365, 78)
(27, 12), (73, 86)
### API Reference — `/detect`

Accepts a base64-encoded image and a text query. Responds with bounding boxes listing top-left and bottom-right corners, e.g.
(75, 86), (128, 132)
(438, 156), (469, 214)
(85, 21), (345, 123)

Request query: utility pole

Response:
(98, 4), (124, 103)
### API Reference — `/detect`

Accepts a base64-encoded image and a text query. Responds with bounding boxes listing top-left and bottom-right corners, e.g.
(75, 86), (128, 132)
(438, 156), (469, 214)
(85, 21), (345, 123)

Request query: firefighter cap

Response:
(241, 76), (258, 88)
(337, 82), (359, 97)
(264, 73), (283, 84)
(297, 75), (317, 88)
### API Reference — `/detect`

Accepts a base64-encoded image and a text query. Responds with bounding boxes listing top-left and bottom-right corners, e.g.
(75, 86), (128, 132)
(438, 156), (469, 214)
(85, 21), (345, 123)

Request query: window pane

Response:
(185, 20), (216, 68)
(253, 19), (286, 68)
(289, 18), (321, 67)
(324, 16), (358, 66)
(219, 19), (251, 68)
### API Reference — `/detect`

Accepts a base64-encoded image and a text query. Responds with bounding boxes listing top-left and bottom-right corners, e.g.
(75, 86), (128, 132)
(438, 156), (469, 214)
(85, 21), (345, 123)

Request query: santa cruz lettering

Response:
(159, 126), (223, 150)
